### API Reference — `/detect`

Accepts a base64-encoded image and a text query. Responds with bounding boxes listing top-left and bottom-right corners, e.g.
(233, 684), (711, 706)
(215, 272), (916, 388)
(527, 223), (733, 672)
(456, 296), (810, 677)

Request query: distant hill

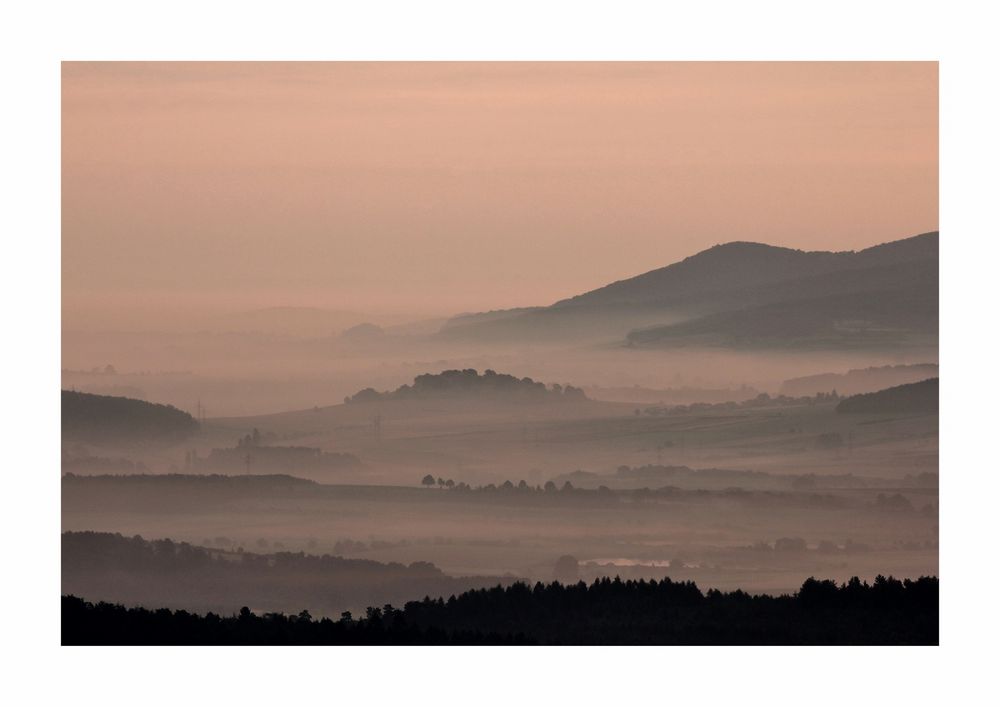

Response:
(62, 531), (515, 618)
(781, 364), (939, 397)
(440, 307), (544, 331)
(835, 378), (938, 415)
(344, 368), (586, 404)
(208, 306), (370, 337)
(209, 307), (440, 339)
(626, 286), (937, 348)
(439, 232), (938, 348)
(339, 322), (385, 340)
(558, 231), (937, 310)
(62, 390), (199, 444)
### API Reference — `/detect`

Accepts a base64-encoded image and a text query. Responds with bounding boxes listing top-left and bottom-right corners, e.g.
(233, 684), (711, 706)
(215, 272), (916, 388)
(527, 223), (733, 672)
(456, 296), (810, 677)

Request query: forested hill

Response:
(62, 390), (199, 443)
(345, 369), (586, 404)
(63, 574), (938, 645)
(836, 378), (938, 415)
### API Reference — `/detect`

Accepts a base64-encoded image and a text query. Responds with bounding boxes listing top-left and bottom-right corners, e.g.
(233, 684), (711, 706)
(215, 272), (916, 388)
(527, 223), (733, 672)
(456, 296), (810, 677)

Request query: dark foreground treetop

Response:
(63, 574), (937, 645)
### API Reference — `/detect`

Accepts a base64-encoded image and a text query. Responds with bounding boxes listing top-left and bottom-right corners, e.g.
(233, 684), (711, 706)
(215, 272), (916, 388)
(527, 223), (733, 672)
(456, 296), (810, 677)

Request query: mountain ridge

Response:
(438, 231), (938, 348)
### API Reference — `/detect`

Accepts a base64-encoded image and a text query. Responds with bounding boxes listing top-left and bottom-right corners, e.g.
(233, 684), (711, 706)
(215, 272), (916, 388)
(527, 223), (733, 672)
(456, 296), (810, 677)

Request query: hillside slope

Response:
(438, 232), (938, 348)
(835, 378), (938, 415)
(62, 390), (199, 444)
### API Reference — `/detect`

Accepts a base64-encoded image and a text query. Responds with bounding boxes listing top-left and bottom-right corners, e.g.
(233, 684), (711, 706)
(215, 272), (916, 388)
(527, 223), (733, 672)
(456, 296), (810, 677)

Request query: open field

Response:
(63, 472), (937, 602)
(199, 395), (938, 485)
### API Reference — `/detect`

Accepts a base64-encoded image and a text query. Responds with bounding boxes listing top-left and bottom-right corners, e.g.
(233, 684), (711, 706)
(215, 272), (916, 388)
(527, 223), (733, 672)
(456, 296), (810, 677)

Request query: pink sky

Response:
(63, 62), (937, 324)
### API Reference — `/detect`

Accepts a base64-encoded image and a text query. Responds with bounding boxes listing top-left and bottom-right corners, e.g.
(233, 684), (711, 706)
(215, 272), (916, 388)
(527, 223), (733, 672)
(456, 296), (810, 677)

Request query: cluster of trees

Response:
(62, 390), (199, 443)
(748, 538), (878, 554)
(421, 475), (580, 494)
(815, 431), (845, 449)
(587, 465), (896, 491)
(63, 574), (938, 645)
(188, 431), (361, 475)
(635, 390), (842, 417)
(417, 475), (854, 511)
(346, 369), (586, 404)
(421, 475), (456, 488)
(235, 428), (263, 448)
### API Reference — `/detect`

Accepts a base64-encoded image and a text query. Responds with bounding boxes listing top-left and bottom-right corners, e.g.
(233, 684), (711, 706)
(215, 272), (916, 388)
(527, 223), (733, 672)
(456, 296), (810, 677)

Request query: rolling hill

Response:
(344, 368), (586, 404)
(835, 378), (939, 415)
(438, 231), (938, 348)
(781, 364), (939, 397)
(62, 390), (200, 444)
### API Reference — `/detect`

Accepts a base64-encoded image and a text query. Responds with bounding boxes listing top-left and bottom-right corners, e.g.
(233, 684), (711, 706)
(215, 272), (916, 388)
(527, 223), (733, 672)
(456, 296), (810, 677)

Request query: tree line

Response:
(63, 574), (937, 645)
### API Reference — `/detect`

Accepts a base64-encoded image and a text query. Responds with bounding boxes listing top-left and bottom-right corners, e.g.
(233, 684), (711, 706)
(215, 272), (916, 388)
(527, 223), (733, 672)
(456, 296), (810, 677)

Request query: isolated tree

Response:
(437, 477), (446, 487)
(544, 481), (557, 492)
(421, 474), (435, 487)
(445, 479), (455, 488)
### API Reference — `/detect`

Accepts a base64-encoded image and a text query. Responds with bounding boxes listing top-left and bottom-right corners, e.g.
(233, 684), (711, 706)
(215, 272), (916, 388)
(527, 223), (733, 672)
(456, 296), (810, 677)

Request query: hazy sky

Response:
(63, 62), (937, 325)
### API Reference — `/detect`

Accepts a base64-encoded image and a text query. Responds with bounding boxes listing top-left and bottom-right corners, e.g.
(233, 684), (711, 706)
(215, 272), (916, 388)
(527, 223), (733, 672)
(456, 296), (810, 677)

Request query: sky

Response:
(62, 62), (938, 326)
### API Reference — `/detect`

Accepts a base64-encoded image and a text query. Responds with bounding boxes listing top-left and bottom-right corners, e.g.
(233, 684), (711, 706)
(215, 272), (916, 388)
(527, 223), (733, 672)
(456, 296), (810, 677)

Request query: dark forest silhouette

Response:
(63, 574), (937, 645)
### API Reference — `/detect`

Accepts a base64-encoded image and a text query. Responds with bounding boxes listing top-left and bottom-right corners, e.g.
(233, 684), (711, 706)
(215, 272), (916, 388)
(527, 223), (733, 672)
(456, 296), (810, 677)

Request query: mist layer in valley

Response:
(62, 232), (939, 631)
